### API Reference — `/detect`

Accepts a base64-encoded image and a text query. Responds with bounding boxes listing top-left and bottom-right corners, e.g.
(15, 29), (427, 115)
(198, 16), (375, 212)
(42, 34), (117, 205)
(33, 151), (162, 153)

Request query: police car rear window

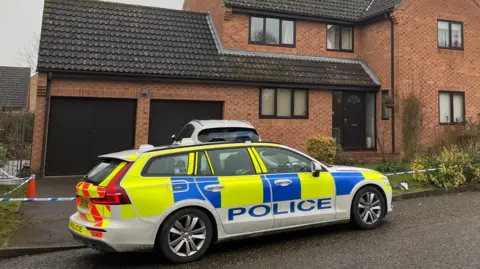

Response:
(84, 159), (122, 185)
(198, 128), (259, 143)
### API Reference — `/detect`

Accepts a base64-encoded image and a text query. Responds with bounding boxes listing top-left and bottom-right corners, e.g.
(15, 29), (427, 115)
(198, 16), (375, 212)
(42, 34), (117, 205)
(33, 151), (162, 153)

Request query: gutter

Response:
(39, 72), (52, 178)
(37, 69), (380, 91)
(389, 13), (396, 153)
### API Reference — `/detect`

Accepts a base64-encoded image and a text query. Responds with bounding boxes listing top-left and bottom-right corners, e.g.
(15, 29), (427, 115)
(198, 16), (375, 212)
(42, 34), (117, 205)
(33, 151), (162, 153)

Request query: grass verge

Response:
(0, 185), (26, 247)
(360, 164), (433, 194)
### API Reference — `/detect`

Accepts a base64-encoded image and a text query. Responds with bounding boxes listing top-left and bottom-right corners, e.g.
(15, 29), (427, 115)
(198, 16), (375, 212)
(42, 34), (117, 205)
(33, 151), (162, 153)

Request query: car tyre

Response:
(350, 186), (386, 230)
(156, 208), (213, 264)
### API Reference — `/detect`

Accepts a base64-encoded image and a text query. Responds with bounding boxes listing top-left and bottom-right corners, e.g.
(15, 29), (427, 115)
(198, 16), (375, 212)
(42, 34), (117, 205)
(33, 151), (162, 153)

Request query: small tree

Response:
(16, 34), (39, 73)
(402, 93), (422, 161)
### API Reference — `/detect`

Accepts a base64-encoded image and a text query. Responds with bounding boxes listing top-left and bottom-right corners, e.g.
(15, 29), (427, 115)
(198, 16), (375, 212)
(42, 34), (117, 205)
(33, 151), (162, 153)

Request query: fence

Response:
(0, 111), (34, 179)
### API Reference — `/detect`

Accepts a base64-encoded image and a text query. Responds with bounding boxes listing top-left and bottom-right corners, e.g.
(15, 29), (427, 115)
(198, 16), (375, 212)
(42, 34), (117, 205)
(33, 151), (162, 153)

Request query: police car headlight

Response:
(381, 176), (391, 186)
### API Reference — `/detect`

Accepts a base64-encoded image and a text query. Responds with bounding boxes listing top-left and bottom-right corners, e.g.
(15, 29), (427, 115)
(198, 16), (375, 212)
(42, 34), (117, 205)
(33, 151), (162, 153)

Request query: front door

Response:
(196, 147), (273, 235)
(253, 146), (336, 228)
(341, 92), (366, 150)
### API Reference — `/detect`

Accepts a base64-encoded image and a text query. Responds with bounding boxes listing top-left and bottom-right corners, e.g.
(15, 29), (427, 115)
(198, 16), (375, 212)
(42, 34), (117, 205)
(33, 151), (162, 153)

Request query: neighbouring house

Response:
(0, 66), (31, 111)
(31, 0), (480, 176)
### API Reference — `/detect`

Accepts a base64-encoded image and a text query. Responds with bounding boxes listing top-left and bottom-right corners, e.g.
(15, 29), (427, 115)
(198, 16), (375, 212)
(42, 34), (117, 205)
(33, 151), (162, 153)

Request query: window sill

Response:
(259, 115), (308, 120)
(327, 49), (354, 53)
(438, 46), (464, 51)
(249, 41), (296, 48)
(439, 122), (466, 126)
(343, 148), (377, 152)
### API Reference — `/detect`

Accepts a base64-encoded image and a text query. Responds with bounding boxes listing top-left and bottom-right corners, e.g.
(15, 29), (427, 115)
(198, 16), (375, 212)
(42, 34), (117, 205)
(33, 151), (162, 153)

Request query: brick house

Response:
(31, 0), (480, 176)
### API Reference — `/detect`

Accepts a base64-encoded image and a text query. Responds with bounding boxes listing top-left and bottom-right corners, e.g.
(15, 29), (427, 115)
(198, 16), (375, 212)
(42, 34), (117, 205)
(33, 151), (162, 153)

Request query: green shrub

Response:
(307, 136), (336, 164)
(434, 119), (480, 150)
(402, 94), (422, 161)
(376, 162), (410, 173)
(436, 145), (468, 188)
(0, 144), (6, 167)
(411, 144), (478, 188)
(335, 145), (354, 166)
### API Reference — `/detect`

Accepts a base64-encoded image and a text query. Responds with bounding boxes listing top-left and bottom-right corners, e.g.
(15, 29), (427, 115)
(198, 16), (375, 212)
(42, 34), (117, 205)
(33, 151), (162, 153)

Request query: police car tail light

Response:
(92, 162), (133, 205)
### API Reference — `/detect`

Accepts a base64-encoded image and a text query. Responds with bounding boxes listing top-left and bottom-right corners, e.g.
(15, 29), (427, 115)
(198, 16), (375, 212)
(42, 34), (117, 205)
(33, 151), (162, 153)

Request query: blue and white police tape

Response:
(0, 175), (34, 196)
(384, 168), (440, 176)
(0, 197), (76, 202)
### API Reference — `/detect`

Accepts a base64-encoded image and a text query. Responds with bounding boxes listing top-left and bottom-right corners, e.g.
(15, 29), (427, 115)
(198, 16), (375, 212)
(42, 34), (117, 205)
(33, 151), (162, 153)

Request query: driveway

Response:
(2, 191), (480, 269)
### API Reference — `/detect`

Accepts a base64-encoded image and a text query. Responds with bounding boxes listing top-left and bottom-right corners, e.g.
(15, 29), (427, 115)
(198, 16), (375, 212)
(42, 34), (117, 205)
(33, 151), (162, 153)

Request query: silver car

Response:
(172, 120), (261, 145)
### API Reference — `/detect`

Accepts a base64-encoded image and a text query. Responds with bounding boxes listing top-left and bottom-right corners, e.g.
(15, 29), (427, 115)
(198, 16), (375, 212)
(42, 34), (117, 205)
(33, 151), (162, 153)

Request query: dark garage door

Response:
(149, 100), (223, 146)
(45, 97), (136, 176)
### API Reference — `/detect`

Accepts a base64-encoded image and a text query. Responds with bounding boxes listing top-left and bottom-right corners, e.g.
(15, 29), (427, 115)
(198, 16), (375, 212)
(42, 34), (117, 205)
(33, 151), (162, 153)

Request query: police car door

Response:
(252, 146), (336, 228)
(196, 147), (273, 235)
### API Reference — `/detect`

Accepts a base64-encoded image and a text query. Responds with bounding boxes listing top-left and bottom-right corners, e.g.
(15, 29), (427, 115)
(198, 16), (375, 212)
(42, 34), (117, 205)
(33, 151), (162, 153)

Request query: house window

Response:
(381, 90), (389, 120)
(327, 24), (353, 52)
(439, 91), (465, 124)
(365, 93), (376, 149)
(250, 16), (295, 46)
(438, 20), (463, 50)
(260, 88), (308, 118)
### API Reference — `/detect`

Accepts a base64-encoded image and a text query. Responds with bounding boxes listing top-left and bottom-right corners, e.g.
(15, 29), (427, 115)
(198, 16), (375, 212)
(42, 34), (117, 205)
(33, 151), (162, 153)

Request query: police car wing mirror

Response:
(311, 162), (322, 177)
(171, 134), (176, 141)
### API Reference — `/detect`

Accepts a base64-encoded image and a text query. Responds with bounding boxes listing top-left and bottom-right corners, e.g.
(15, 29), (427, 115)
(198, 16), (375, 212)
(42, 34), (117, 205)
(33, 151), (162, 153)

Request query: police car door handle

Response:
(274, 179), (292, 187)
(204, 184), (225, 192)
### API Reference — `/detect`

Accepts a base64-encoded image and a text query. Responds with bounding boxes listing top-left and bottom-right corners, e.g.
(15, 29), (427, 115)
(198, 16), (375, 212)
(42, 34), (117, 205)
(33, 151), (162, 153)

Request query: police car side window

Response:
(197, 152), (213, 176)
(207, 148), (255, 176)
(143, 154), (190, 176)
(256, 147), (311, 174)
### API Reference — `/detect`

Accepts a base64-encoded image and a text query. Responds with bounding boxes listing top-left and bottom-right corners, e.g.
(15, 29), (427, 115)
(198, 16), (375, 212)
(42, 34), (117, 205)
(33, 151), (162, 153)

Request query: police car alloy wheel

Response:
(351, 187), (386, 229)
(157, 208), (213, 263)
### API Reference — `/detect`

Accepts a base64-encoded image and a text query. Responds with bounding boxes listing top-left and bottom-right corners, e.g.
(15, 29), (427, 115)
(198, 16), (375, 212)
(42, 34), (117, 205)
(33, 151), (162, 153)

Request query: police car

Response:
(69, 141), (392, 263)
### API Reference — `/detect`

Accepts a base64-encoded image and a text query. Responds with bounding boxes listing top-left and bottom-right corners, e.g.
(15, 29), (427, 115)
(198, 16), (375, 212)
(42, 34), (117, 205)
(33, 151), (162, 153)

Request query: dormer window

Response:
(249, 16), (295, 47)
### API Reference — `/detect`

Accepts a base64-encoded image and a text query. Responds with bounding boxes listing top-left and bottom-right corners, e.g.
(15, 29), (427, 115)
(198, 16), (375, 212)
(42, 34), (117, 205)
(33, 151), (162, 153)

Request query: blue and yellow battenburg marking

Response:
(168, 171), (386, 207)
(144, 168), (387, 221)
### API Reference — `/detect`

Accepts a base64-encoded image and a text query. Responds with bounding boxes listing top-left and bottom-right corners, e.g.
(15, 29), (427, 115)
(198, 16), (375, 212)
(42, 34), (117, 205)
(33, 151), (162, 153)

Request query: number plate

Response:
(69, 221), (85, 234)
(79, 198), (90, 209)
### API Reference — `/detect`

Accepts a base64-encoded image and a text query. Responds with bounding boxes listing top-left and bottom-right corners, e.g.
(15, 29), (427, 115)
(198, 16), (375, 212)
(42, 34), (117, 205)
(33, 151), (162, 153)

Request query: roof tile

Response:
(0, 66), (30, 108)
(224, 0), (403, 21)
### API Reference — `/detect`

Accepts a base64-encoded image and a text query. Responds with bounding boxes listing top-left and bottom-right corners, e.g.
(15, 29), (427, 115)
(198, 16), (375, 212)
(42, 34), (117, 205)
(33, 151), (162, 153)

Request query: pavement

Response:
(1, 191), (480, 269)
(6, 177), (80, 248)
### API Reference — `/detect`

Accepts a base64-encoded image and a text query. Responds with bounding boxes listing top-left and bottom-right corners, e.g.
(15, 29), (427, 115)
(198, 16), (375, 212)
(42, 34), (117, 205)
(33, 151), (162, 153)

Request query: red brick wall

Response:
(183, 0), (225, 38)
(358, 20), (395, 153)
(394, 0), (480, 148)
(29, 74), (38, 112)
(31, 75), (332, 174)
(222, 12), (360, 58)
(31, 73), (48, 174)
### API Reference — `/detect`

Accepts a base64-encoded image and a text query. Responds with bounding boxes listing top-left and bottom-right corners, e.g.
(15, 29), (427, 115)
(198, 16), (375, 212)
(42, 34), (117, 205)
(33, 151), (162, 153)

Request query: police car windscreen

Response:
(84, 159), (122, 185)
(198, 128), (259, 143)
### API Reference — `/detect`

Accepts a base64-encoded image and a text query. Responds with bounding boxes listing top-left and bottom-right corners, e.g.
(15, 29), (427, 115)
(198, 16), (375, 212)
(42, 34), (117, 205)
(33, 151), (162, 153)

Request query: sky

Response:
(0, 0), (185, 71)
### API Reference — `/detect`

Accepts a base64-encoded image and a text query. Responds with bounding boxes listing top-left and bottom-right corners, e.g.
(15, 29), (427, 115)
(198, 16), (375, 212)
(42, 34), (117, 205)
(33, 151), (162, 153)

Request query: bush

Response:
(335, 145), (355, 166)
(375, 162), (410, 174)
(0, 144), (6, 167)
(307, 136), (336, 164)
(402, 94), (422, 161)
(434, 119), (480, 150)
(411, 144), (480, 188)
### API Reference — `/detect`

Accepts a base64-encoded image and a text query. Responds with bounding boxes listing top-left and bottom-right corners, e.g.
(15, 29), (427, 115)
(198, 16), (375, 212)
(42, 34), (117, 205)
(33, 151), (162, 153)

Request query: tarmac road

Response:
(2, 191), (480, 269)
